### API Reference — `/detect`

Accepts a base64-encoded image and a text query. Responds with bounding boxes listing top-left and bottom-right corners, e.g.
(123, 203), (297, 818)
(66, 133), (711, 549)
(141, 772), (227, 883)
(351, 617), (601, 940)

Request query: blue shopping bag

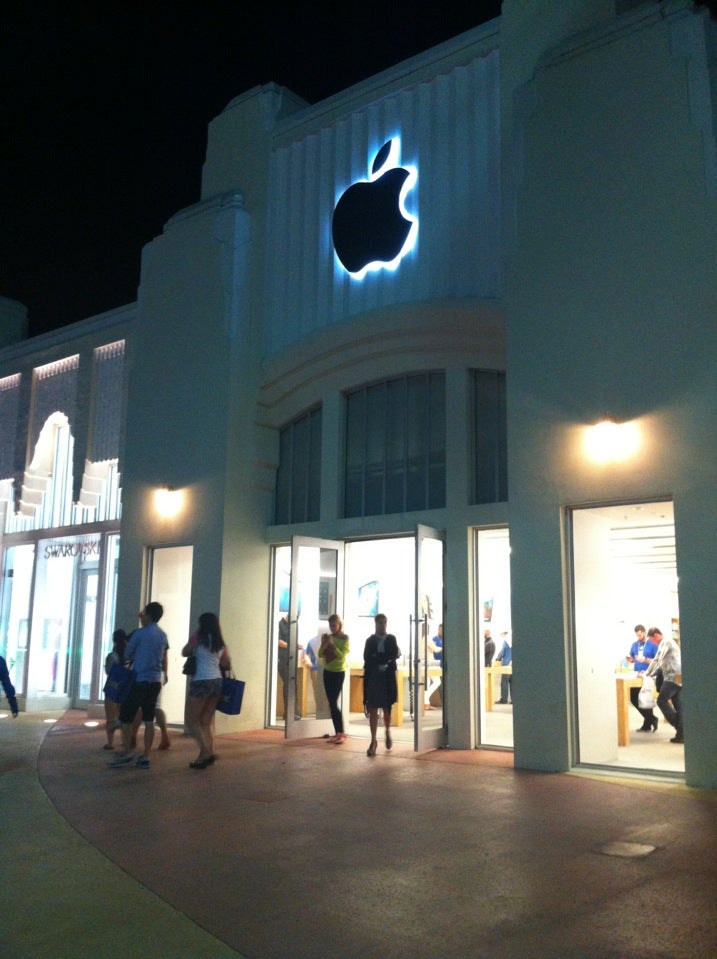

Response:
(217, 676), (245, 715)
(103, 663), (134, 703)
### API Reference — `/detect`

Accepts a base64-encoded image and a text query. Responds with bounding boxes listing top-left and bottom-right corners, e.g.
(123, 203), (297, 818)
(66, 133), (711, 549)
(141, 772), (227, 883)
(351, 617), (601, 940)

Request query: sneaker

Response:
(135, 756), (150, 769)
(109, 752), (134, 768)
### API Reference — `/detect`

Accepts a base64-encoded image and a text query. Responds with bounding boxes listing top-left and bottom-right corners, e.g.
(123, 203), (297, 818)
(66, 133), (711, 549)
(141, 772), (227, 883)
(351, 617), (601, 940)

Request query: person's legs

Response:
(383, 707), (392, 750)
(630, 686), (655, 730)
(116, 686), (142, 756)
(155, 706), (170, 748)
(656, 680), (680, 729)
(198, 697), (220, 760)
(186, 692), (205, 758)
(138, 683), (161, 763)
(367, 707), (378, 755)
(104, 699), (119, 747)
(670, 685), (684, 742)
(323, 670), (345, 736)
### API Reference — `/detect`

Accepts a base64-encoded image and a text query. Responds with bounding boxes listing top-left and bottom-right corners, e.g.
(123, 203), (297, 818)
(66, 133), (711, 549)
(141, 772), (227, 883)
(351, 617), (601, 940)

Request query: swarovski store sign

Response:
(0, 531), (119, 711)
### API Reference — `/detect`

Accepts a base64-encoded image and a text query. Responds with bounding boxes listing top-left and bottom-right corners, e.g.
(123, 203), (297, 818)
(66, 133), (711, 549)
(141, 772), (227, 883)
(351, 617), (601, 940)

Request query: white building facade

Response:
(1, 2), (715, 789)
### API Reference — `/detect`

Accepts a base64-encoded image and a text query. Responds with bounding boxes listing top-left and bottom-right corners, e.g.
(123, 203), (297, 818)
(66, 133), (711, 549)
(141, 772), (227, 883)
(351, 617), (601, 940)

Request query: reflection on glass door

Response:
(68, 567), (99, 704)
(0, 544), (35, 696)
(270, 537), (344, 740)
(27, 534), (101, 708)
(413, 525), (446, 751)
(476, 527), (513, 749)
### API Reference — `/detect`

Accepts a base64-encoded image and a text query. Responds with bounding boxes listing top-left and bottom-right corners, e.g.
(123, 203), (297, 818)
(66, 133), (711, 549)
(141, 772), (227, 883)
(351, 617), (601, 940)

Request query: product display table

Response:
(484, 665), (512, 710)
(615, 672), (644, 746)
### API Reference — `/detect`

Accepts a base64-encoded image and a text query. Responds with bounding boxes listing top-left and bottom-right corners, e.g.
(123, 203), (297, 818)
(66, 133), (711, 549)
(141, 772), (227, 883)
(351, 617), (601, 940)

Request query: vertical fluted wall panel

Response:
(263, 48), (500, 357)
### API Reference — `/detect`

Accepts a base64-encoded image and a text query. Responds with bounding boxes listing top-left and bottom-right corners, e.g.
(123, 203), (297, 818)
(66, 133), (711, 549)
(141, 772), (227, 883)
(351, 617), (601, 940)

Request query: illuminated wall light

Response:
(584, 415), (640, 464)
(84, 720), (99, 728)
(154, 484), (183, 519)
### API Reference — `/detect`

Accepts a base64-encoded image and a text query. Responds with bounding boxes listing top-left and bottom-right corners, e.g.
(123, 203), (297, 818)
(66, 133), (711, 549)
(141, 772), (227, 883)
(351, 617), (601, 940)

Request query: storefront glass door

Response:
(0, 543), (35, 697)
(413, 525), (446, 751)
(571, 501), (683, 776)
(273, 537), (344, 740)
(27, 534), (101, 709)
(68, 567), (99, 704)
(270, 533), (447, 750)
(476, 527), (513, 749)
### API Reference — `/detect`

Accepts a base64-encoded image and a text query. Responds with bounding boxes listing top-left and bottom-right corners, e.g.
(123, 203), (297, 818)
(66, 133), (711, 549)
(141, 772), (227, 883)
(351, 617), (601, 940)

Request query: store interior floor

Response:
(2, 709), (712, 959)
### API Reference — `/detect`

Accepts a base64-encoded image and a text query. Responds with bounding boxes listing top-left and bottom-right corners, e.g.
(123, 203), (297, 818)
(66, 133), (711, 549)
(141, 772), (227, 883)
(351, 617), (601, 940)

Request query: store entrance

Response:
(270, 530), (446, 750)
(475, 527), (513, 749)
(26, 534), (102, 710)
(571, 501), (683, 775)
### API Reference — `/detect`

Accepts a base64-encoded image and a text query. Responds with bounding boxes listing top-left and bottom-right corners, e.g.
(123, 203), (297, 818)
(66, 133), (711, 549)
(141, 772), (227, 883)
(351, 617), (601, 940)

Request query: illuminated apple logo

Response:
(332, 138), (417, 279)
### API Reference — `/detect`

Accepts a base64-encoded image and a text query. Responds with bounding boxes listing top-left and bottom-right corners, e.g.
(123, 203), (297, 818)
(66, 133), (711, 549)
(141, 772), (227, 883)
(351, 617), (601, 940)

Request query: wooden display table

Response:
(615, 673), (644, 746)
(484, 665), (512, 710)
(349, 666), (442, 727)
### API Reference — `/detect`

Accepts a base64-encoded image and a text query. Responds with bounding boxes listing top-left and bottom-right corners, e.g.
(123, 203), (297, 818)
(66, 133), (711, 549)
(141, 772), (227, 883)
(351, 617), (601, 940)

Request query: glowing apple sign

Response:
(332, 138), (417, 279)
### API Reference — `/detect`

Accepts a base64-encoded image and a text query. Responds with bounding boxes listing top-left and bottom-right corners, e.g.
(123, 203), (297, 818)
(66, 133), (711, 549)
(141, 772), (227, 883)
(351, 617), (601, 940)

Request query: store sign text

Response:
(44, 540), (100, 559)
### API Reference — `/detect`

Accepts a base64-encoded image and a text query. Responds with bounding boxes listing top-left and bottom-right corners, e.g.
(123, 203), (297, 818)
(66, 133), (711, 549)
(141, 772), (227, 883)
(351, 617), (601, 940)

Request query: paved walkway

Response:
(2, 710), (716, 959)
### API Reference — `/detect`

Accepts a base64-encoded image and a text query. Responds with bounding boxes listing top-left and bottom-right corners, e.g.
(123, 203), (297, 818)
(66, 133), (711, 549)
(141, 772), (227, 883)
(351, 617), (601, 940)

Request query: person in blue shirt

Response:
(494, 631), (512, 704)
(626, 624), (659, 732)
(110, 602), (168, 769)
(0, 655), (19, 716)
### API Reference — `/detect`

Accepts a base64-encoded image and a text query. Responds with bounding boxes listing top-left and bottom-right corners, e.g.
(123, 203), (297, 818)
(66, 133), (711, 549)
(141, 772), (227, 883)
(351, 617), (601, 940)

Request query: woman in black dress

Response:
(362, 613), (400, 757)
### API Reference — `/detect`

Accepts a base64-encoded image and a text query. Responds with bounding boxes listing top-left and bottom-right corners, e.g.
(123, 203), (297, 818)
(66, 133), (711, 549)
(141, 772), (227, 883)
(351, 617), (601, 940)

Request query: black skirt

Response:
(363, 668), (398, 709)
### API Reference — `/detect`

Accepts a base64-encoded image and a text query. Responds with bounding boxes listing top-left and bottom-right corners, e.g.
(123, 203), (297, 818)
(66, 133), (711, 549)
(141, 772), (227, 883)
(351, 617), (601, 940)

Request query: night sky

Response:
(0, 2), (501, 337)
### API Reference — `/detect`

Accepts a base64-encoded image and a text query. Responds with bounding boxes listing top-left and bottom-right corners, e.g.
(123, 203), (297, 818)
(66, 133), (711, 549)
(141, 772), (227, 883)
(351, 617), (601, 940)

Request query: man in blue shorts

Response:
(110, 602), (168, 770)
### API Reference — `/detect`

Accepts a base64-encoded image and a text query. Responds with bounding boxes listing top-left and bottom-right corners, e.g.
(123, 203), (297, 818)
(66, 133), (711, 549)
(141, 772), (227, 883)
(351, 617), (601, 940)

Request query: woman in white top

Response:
(182, 612), (231, 768)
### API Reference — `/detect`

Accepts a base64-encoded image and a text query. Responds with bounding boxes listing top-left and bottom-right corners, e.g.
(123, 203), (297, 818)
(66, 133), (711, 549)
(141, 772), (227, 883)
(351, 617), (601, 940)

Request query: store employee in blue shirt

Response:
(627, 623), (659, 732)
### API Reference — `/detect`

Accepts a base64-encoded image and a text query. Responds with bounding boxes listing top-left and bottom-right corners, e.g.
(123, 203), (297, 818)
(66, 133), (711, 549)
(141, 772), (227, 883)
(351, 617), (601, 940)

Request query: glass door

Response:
(413, 524), (446, 751)
(67, 566), (99, 706)
(283, 536), (344, 740)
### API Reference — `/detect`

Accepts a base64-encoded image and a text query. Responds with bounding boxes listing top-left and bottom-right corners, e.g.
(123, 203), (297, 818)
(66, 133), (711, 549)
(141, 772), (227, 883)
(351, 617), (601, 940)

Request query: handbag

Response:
(182, 654), (197, 676)
(103, 663), (134, 703)
(638, 674), (656, 710)
(217, 673), (245, 715)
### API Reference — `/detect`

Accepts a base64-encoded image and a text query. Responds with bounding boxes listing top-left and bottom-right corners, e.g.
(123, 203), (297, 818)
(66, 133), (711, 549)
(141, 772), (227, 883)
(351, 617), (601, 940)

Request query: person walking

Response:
(109, 602), (168, 770)
(0, 654), (19, 717)
(103, 628), (128, 749)
(319, 613), (349, 744)
(363, 613), (400, 757)
(645, 627), (683, 743)
(625, 624), (659, 732)
(182, 612), (231, 769)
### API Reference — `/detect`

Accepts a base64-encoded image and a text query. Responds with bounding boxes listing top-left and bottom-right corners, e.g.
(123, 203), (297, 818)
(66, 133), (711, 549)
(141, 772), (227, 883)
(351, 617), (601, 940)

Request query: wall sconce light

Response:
(584, 413), (640, 464)
(154, 483), (183, 519)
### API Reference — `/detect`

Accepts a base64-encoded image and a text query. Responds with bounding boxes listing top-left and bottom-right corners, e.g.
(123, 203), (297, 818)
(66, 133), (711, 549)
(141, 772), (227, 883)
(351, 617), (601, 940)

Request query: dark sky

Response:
(0, 2), (501, 337)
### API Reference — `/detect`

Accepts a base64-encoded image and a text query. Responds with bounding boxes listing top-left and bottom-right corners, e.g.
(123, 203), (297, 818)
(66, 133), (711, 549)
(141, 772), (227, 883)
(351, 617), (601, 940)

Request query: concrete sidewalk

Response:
(2, 710), (716, 959)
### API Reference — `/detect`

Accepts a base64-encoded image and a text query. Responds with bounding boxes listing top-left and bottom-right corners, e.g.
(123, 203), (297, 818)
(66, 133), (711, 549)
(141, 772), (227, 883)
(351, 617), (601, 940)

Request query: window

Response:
(471, 369), (507, 504)
(274, 407), (322, 524)
(344, 372), (445, 517)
